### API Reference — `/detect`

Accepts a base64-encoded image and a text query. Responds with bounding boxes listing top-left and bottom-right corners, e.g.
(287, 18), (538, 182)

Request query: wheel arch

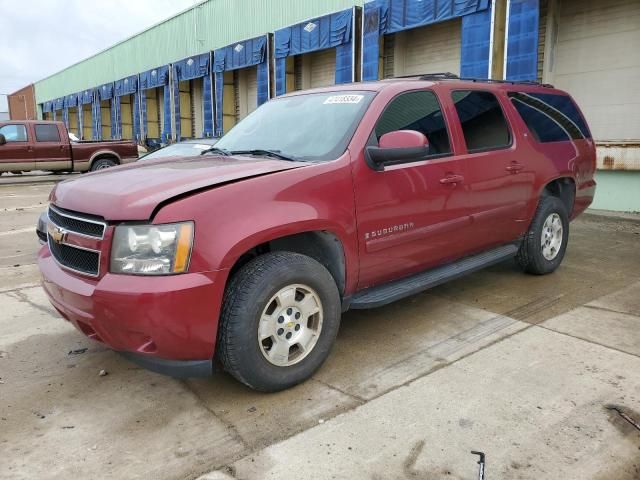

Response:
(223, 229), (348, 297)
(89, 150), (121, 168)
(540, 176), (576, 217)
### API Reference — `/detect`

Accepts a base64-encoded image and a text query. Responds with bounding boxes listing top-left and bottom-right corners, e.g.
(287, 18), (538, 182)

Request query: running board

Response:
(350, 244), (520, 309)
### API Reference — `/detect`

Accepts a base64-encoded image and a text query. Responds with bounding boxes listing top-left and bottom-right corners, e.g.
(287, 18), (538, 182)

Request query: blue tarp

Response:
(53, 98), (64, 111)
(173, 52), (214, 139)
(138, 65), (171, 141)
(111, 95), (120, 139)
(113, 75), (138, 141)
(505, 0), (539, 81)
(213, 35), (270, 137)
(80, 89), (93, 105)
(62, 108), (69, 129)
(274, 9), (352, 58)
(362, 0), (490, 81)
(97, 83), (114, 101)
(202, 72), (214, 138)
(460, 7), (493, 78)
(214, 36), (267, 73)
(114, 75), (138, 96)
(174, 53), (210, 81)
(42, 101), (53, 113)
(172, 72), (181, 141)
(64, 94), (78, 108)
(133, 91), (142, 141)
(92, 97), (101, 140)
(139, 65), (170, 90)
(274, 8), (353, 96)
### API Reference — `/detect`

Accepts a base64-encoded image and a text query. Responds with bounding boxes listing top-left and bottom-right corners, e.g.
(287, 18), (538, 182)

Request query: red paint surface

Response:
(39, 79), (596, 362)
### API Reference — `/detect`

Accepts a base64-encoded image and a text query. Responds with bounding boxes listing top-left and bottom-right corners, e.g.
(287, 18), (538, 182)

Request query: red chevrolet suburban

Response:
(0, 120), (138, 173)
(38, 76), (596, 391)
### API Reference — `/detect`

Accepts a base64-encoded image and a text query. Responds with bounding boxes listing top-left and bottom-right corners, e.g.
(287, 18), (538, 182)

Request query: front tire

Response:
(217, 252), (341, 392)
(516, 196), (569, 275)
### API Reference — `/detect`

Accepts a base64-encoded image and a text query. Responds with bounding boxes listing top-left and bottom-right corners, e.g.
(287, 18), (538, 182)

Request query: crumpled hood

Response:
(50, 155), (307, 220)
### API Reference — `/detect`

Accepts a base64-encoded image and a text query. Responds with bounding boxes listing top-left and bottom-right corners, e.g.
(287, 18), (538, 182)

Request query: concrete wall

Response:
(591, 171), (640, 213)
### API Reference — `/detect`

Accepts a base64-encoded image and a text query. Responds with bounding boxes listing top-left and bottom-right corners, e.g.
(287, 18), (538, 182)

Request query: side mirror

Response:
(0, 134), (6, 146)
(365, 130), (430, 171)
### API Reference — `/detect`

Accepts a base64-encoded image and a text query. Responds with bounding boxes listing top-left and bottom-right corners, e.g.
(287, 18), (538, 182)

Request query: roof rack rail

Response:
(418, 72), (460, 80)
(401, 72), (554, 88)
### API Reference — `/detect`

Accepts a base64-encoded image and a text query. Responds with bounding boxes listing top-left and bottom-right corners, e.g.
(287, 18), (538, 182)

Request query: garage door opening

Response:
(172, 53), (214, 140)
(384, 18), (462, 78)
(144, 87), (162, 141)
(292, 49), (337, 91)
(178, 81), (194, 139)
(222, 71), (236, 134)
(120, 95), (134, 140)
(100, 100), (112, 140)
(82, 104), (92, 140)
(361, 1), (492, 82)
(214, 35), (270, 137)
(68, 107), (80, 137)
(189, 79), (204, 139)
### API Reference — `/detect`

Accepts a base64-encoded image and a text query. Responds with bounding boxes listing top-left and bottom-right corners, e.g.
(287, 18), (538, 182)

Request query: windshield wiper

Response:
(230, 149), (298, 162)
(200, 147), (232, 156)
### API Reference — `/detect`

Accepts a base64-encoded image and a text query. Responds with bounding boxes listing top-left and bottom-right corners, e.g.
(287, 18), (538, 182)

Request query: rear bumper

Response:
(573, 178), (597, 219)
(38, 246), (227, 375)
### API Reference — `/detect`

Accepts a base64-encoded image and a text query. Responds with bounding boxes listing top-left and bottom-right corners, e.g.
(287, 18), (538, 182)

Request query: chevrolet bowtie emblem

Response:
(48, 225), (68, 244)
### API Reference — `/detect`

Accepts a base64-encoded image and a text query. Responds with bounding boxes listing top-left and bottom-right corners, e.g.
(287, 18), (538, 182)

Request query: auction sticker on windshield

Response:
(323, 94), (364, 105)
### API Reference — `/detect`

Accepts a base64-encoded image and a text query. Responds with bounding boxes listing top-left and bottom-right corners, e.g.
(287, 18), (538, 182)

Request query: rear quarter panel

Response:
(500, 85), (596, 221)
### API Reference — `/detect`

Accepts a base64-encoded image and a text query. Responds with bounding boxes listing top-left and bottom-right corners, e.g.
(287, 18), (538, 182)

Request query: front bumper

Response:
(38, 247), (227, 377)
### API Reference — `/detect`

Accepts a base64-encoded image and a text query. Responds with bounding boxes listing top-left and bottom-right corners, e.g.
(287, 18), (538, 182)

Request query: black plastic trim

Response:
(118, 351), (213, 378)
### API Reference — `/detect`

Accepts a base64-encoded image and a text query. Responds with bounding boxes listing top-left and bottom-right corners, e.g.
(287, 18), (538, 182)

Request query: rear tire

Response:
(516, 195), (569, 275)
(90, 157), (117, 171)
(217, 252), (341, 392)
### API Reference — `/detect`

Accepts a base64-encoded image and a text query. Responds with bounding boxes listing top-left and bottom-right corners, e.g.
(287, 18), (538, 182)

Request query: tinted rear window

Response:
(528, 93), (590, 138)
(510, 99), (570, 143)
(35, 124), (61, 142)
(509, 92), (590, 142)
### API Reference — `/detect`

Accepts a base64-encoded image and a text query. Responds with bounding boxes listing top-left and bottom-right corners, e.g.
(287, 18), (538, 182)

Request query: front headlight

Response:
(110, 222), (194, 275)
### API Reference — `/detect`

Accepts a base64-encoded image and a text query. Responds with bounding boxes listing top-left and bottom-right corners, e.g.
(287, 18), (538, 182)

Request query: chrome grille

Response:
(48, 205), (106, 239)
(47, 205), (105, 277)
(48, 239), (100, 277)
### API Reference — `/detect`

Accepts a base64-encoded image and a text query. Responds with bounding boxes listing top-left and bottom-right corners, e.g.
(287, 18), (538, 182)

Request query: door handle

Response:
(506, 162), (524, 173)
(439, 174), (464, 185)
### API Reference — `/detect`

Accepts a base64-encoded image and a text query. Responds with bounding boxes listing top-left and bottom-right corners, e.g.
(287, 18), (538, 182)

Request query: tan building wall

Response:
(8, 85), (36, 120)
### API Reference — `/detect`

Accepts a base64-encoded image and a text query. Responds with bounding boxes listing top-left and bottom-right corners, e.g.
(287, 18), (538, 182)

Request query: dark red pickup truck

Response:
(0, 120), (138, 173)
(38, 76), (596, 391)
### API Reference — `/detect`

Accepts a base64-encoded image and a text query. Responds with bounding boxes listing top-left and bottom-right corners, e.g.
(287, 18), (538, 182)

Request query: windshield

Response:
(215, 91), (375, 161)
(140, 141), (218, 161)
